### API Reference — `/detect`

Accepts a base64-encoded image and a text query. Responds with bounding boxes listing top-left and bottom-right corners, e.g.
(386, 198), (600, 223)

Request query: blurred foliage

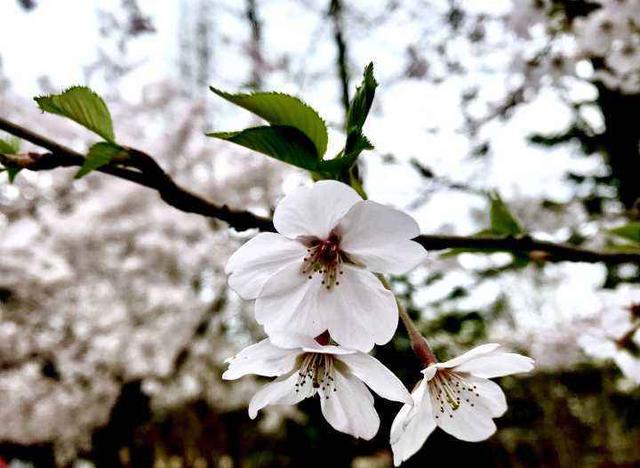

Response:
(3, 367), (639, 467)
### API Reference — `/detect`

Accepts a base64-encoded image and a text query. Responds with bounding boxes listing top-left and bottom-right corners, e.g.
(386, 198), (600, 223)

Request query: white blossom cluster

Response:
(221, 180), (535, 465)
(0, 87), (286, 463)
(578, 284), (640, 384)
(507, 0), (640, 94)
(574, 0), (640, 93)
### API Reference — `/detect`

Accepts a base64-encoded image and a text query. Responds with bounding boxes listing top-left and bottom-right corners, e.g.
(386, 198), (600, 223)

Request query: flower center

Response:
(295, 353), (337, 397)
(302, 231), (345, 289)
(428, 370), (481, 420)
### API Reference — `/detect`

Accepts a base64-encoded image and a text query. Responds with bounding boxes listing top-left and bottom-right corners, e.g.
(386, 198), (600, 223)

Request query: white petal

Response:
(301, 343), (358, 356)
(222, 339), (302, 380)
(319, 367), (380, 440)
(435, 394), (497, 442)
(390, 380), (436, 466)
(322, 265), (398, 352)
(578, 333), (617, 359)
(454, 352), (535, 378)
(257, 263), (398, 352)
(226, 233), (306, 299)
(273, 180), (362, 240)
(614, 350), (640, 384)
(338, 352), (412, 404)
(421, 364), (438, 381)
(436, 343), (502, 369)
(463, 376), (508, 417)
(338, 201), (426, 274)
(255, 262), (327, 340)
(248, 371), (309, 419)
(602, 308), (633, 339)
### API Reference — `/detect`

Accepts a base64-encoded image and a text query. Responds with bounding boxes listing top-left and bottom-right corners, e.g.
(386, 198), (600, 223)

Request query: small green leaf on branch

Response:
(76, 142), (127, 179)
(489, 192), (524, 236)
(345, 62), (377, 134)
(35, 86), (115, 142)
(0, 136), (21, 154)
(208, 126), (319, 171)
(0, 135), (22, 183)
(209, 88), (328, 157)
(609, 222), (640, 244)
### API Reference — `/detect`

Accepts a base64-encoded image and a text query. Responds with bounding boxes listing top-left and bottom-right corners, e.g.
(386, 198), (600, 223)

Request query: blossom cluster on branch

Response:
(222, 179), (534, 464)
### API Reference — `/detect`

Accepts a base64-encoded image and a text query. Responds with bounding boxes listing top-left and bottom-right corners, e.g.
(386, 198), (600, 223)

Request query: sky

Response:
(0, 0), (180, 102)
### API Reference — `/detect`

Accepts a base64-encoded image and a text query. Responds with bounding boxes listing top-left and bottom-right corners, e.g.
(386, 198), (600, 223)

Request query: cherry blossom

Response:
(390, 343), (534, 466)
(222, 334), (413, 440)
(225, 180), (427, 352)
(578, 286), (640, 384)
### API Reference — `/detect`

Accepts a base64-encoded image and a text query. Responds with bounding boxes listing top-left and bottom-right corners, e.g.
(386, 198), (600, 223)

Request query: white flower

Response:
(508, 0), (550, 39)
(222, 334), (413, 440)
(225, 180), (427, 352)
(578, 286), (640, 384)
(573, 9), (620, 56)
(390, 343), (535, 466)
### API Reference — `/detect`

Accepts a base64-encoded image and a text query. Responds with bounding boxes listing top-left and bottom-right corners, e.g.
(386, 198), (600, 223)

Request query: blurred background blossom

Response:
(1, 0), (639, 466)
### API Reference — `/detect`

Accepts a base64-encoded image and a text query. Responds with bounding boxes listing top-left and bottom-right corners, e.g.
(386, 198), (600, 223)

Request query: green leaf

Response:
(606, 242), (640, 252)
(0, 136), (21, 183)
(208, 126), (320, 171)
(346, 133), (374, 155)
(6, 167), (20, 183)
(0, 136), (20, 154)
(75, 142), (126, 179)
(319, 135), (373, 174)
(210, 88), (327, 157)
(609, 222), (640, 244)
(489, 192), (524, 236)
(1, 167), (21, 183)
(345, 62), (377, 134)
(327, 63), (378, 176)
(35, 86), (115, 142)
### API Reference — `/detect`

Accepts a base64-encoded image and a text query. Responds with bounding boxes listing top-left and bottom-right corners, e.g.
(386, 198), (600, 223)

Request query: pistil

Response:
(295, 353), (336, 396)
(429, 370), (480, 420)
(301, 232), (345, 289)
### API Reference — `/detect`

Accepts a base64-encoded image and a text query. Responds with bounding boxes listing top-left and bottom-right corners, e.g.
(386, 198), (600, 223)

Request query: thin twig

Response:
(0, 116), (274, 232)
(328, 0), (350, 118)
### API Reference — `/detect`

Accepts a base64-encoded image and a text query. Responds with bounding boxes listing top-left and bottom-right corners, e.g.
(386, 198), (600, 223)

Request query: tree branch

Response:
(1, 115), (639, 265)
(413, 235), (639, 265)
(0, 115), (274, 232)
(328, 0), (350, 118)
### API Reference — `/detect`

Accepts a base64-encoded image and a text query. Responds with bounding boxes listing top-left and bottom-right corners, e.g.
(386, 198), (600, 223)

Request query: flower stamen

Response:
(295, 353), (336, 397)
(429, 370), (481, 420)
(301, 232), (345, 289)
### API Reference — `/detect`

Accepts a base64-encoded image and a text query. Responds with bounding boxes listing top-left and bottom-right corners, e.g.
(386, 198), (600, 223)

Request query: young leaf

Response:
(76, 142), (126, 179)
(319, 135), (373, 173)
(489, 192), (524, 236)
(0, 136), (21, 154)
(333, 63), (378, 175)
(0, 136), (22, 183)
(208, 126), (320, 171)
(210, 88), (328, 157)
(35, 86), (115, 142)
(609, 222), (640, 244)
(345, 62), (377, 134)
(5, 167), (20, 183)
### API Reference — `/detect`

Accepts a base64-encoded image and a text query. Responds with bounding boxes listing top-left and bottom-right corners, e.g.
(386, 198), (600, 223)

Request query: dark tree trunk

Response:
(596, 84), (640, 210)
